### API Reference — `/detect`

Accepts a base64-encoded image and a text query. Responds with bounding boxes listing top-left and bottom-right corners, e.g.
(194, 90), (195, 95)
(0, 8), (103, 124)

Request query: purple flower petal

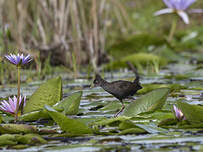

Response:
(0, 95), (27, 115)
(163, 0), (174, 8)
(8, 97), (15, 112)
(23, 96), (26, 107)
(177, 11), (190, 24)
(162, 0), (196, 10)
(181, 0), (196, 10)
(154, 8), (174, 16)
(173, 105), (184, 120)
(22, 55), (32, 65)
(4, 53), (32, 66)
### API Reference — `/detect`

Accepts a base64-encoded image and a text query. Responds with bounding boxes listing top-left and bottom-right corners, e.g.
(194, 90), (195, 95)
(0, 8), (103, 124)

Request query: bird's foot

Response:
(114, 105), (125, 117)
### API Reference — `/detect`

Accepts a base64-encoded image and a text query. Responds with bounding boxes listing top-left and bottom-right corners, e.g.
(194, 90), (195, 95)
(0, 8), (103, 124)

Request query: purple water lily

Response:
(5, 53), (32, 66)
(173, 105), (185, 121)
(0, 95), (26, 115)
(154, 0), (203, 24)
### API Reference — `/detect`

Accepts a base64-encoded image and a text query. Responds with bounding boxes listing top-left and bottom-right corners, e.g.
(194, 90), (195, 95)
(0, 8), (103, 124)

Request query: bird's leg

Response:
(114, 101), (125, 117)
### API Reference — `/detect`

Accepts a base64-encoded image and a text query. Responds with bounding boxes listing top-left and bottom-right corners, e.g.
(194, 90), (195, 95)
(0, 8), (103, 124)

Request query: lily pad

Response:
(20, 91), (82, 121)
(0, 124), (38, 134)
(54, 91), (82, 115)
(122, 88), (169, 117)
(45, 105), (92, 135)
(118, 128), (147, 135)
(19, 110), (49, 121)
(0, 134), (17, 146)
(119, 120), (139, 130)
(16, 134), (47, 145)
(24, 77), (62, 113)
(177, 101), (203, 124)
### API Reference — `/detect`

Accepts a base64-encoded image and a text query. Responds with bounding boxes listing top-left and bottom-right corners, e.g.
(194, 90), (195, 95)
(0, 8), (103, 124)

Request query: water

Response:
(1, 65), (203, 151)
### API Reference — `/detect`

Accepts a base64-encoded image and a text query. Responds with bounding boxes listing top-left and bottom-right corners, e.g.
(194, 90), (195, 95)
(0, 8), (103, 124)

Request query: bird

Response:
(92, 69), (142, 117)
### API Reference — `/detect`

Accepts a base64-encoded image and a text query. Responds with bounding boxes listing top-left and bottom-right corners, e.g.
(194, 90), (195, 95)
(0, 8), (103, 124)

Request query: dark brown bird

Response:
(92, 71), (142, 117)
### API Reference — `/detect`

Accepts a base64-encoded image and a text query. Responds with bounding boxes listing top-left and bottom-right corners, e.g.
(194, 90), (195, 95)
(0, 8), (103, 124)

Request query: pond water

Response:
(1, 63), (203, 152)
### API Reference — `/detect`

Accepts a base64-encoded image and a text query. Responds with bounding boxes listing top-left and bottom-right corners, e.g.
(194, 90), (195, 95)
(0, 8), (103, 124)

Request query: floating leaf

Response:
(158, 118), (178, 127)
(138, 110), (174, 121)
(16, 134), (47, 145)
(92, 116), (129, 127)
(19, 110), (49, 121)
(45, 105), (92, 135)
(119, 120), (140, 130)
(118, 128), (147, 135)
(98, 101), (121, 112)
(136, 124), (167, 134)
(20, 91), (82, 121)
(0, 124), (38, 134)
(24, 77), (62, 113)
(0, 134), (17, 146)
(54, 91), (82, 115)
(122, 88), (169, 117)
(177, 101), (203, 124)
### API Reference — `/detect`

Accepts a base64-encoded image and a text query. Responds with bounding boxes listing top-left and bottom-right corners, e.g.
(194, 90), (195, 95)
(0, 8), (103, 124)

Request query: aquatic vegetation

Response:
(173, 105), (185, 121)
(123, 88), (169, 117)
(5, 53), (32, 121)
(0, 96), (26, 115)
(108, 34), (166, 59)
(23, 77), (62, 113)
(177, 101), (203, 124)
(104, 53), (167, 72)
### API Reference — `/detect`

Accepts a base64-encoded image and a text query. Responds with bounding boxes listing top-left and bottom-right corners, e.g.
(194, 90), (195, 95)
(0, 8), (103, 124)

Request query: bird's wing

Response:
(109, 81), (132, 94)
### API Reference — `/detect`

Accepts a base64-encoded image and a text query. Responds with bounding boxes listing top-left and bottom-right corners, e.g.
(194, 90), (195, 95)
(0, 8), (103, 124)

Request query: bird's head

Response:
(91, 74), (103, 88)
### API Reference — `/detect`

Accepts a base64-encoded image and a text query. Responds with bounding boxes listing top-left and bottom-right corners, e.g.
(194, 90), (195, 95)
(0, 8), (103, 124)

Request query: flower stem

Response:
(15, 66), (21, 122)
(168, 18), (177, 43)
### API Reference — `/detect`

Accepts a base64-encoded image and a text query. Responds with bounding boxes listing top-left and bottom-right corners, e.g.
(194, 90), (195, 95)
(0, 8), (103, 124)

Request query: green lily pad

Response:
(19, 110), (49, 121)
(122, 88), (169, 117)
(0, 124), (38, 134)
(136, 124), (167, 134)
(138, 110), (174, 121)
(158, 118), (178, 127)
(118, 128), (147, 135)
(177, 101), (203, 124)
(0, 134), (17, 146)
(16, 134), (47, 145)
(119, 120), (139, 130)
(92, 116), (130, 127)
(45, 105), (92, 135)
(24, 77), (62, 113)
(99, 101), (121, 112)
(54, 91), (82, 115)
(20, 91), (82, 121)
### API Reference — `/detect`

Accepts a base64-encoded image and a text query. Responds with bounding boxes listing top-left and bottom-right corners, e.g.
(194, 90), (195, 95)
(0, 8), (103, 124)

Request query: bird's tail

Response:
(133, 69), (140, 84)
(126, 61), (140, 84)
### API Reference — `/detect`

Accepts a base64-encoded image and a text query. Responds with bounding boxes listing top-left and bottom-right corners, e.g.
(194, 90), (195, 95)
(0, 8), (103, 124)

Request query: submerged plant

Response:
(0, 96), (26, 115)
(5, 53), (32, 121)
(154, 0), (203, 42)
(173, 105), (185, 121)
